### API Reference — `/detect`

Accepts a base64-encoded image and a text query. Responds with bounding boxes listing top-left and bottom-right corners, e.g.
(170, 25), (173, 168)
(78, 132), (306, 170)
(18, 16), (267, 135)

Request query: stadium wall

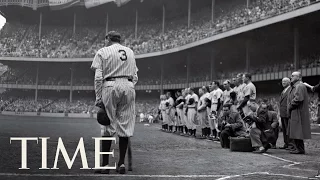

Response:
(1, 67), (319, 90)
(0, 111), (96, 118)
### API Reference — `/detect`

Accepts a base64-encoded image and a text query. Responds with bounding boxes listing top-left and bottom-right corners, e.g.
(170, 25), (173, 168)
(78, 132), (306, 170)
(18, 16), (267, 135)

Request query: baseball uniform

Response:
(222, 88), (233, 105)
(209, 88), (223, 132)
(198, 92), (210, 128)
(187, 93), (199, 130)
(91, 43), (138, 137)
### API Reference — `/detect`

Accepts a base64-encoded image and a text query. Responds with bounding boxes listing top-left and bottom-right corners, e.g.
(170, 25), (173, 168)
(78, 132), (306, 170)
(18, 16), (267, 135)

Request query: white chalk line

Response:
(262, 153), (320, 174)
(0, 172), (318, 179)
(216, 172), (319, 180)
(262, 153), (298, 164)
(0, 173), (225, 178)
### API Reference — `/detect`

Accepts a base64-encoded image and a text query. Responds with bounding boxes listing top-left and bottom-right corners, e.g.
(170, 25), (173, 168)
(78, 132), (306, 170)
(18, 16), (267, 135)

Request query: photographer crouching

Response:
(219, 103), (247, 149)
(247, 102), (279, 153)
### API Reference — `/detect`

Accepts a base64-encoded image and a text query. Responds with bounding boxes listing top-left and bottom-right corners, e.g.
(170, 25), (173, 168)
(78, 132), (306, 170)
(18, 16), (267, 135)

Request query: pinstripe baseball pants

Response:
(101, 79), (136, 137)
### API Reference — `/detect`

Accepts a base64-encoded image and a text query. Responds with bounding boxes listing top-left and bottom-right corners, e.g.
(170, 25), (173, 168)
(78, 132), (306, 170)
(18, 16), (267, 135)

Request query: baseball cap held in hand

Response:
(97, 103), (110, 126)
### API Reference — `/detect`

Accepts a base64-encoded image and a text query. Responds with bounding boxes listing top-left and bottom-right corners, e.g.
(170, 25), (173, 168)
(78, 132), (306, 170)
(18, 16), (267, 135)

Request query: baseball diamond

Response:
(1, 0), (320, 179)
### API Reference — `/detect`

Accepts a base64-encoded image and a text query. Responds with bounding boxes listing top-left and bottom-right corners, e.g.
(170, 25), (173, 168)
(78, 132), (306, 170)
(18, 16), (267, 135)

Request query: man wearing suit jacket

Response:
(279, 77), (291, 149)
(249, 102), (279, 153)
(287, 72), (311, 154)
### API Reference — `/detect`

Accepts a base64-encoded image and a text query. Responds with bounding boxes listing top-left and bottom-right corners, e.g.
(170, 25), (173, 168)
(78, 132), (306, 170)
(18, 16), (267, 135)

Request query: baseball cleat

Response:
(119, 164), (126, 174)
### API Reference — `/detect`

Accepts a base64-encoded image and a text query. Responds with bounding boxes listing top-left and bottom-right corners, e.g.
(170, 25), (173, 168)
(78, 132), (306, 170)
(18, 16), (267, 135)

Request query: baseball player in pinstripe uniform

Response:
(175, 90), (184, 134)
(187, 88), (199, 137)
(91, 31), (138, 174)
(166, 92), (176, 132)
(197, 86), (211, 139)
(209, 81), (223, 140)
(183, 88), (191, 136)
(177, 89), (188, 135)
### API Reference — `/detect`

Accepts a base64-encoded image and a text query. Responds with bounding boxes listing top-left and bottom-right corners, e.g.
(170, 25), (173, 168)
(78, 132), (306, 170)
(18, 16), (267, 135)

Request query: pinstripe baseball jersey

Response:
(91, 43), (138, 79)
(91, 43), (138, 101)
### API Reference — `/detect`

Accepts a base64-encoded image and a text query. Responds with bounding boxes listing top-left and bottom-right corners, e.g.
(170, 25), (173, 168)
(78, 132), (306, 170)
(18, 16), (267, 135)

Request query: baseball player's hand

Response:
(95, 98), (103, 108)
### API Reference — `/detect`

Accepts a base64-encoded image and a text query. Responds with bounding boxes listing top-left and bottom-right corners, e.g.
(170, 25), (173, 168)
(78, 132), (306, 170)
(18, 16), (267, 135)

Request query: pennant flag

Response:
(114, 0), (131, 7)
(84, 0), (134, 8)
(84, 0), (114, 8)
(49, 0), (80, 10)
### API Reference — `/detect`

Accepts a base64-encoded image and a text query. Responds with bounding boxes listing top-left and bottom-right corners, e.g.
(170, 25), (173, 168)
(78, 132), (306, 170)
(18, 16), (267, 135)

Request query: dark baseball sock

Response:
(175, 126), (177, 132)
(193, 129), (196, 136)
(102, 136), (112, 166)
(206, 128), (210, 136)
(201, 128), (204, 136)
(212, 130), (216, 138)
(118, 137), (129, 166)
(188, 129), (192, 134)
(185, 127), (188, 133)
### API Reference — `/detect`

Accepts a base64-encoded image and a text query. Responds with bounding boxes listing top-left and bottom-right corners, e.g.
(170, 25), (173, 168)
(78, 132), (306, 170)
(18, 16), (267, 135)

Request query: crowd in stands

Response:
(0, 92), (318, 125)
(0, 96), (159, 116)
(0, 97), (98, 114)
(0, 0), (314, 58)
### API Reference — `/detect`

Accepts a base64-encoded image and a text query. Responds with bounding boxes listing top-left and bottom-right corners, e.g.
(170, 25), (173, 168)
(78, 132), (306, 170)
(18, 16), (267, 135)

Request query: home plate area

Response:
(0, 116), (319, 180)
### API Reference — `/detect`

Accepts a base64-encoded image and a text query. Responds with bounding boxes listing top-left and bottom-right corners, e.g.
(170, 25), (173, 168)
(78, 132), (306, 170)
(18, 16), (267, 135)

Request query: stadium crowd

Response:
(0, 0), (314, 58)
(0, 96), (160, 117)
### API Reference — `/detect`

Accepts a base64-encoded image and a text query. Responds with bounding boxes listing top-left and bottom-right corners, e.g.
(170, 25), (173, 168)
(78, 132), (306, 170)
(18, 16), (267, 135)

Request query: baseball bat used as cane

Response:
(127, 138), (132, 171)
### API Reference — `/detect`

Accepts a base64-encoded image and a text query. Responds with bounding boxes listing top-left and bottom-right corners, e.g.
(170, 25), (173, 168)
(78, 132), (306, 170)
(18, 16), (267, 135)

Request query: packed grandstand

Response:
(0, 0), (315, 58)
(0, 0), (319, 124)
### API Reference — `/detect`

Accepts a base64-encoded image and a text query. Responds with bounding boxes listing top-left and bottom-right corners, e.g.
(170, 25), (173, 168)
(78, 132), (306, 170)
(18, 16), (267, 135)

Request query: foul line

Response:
(262, 153), (298, 164)
(262, 153), (319, 173)
(0, 173), (225, 178)
(0, 172), (318, 179)
(216, 172), (319, 180)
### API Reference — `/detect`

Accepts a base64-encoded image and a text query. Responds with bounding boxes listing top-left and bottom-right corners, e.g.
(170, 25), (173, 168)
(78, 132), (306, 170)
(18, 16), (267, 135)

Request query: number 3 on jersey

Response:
(118, 50), (127, 61)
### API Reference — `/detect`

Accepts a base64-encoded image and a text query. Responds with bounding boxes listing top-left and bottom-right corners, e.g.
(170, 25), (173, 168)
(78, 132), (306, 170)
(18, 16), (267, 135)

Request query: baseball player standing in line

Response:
(184, 88), (192, 136)
(178, 89), (188, 135)
(233, 73), (246, 105)
(166, 92), (176, 133)
(159, 95), (167, 131)
(209, 81), (223, 140)
(222, 80), (233, 105)
(91, 31), (138, 174)
(161, 94), (169, 131)
(237, 73), (258, 130)
(187, 88), (199, 137)
(175, 90), (184, 134)
(197, 86), (211, 139)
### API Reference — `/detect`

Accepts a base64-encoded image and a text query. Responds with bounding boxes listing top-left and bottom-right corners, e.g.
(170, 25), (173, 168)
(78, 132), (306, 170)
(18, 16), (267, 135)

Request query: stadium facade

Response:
(0, 0), (320, 102)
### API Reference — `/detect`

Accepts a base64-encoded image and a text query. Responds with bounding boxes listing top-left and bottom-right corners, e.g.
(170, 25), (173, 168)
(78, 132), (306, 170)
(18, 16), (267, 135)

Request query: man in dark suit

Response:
(279, 77), (291, 149)
(219, 103), (247, 149)
(249, 102), (279, 153)
(287, 72), (311, 154)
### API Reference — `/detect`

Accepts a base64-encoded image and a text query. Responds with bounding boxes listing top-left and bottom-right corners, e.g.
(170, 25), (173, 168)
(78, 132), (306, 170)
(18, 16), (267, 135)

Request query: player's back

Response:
(100, 44), (136, 79)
